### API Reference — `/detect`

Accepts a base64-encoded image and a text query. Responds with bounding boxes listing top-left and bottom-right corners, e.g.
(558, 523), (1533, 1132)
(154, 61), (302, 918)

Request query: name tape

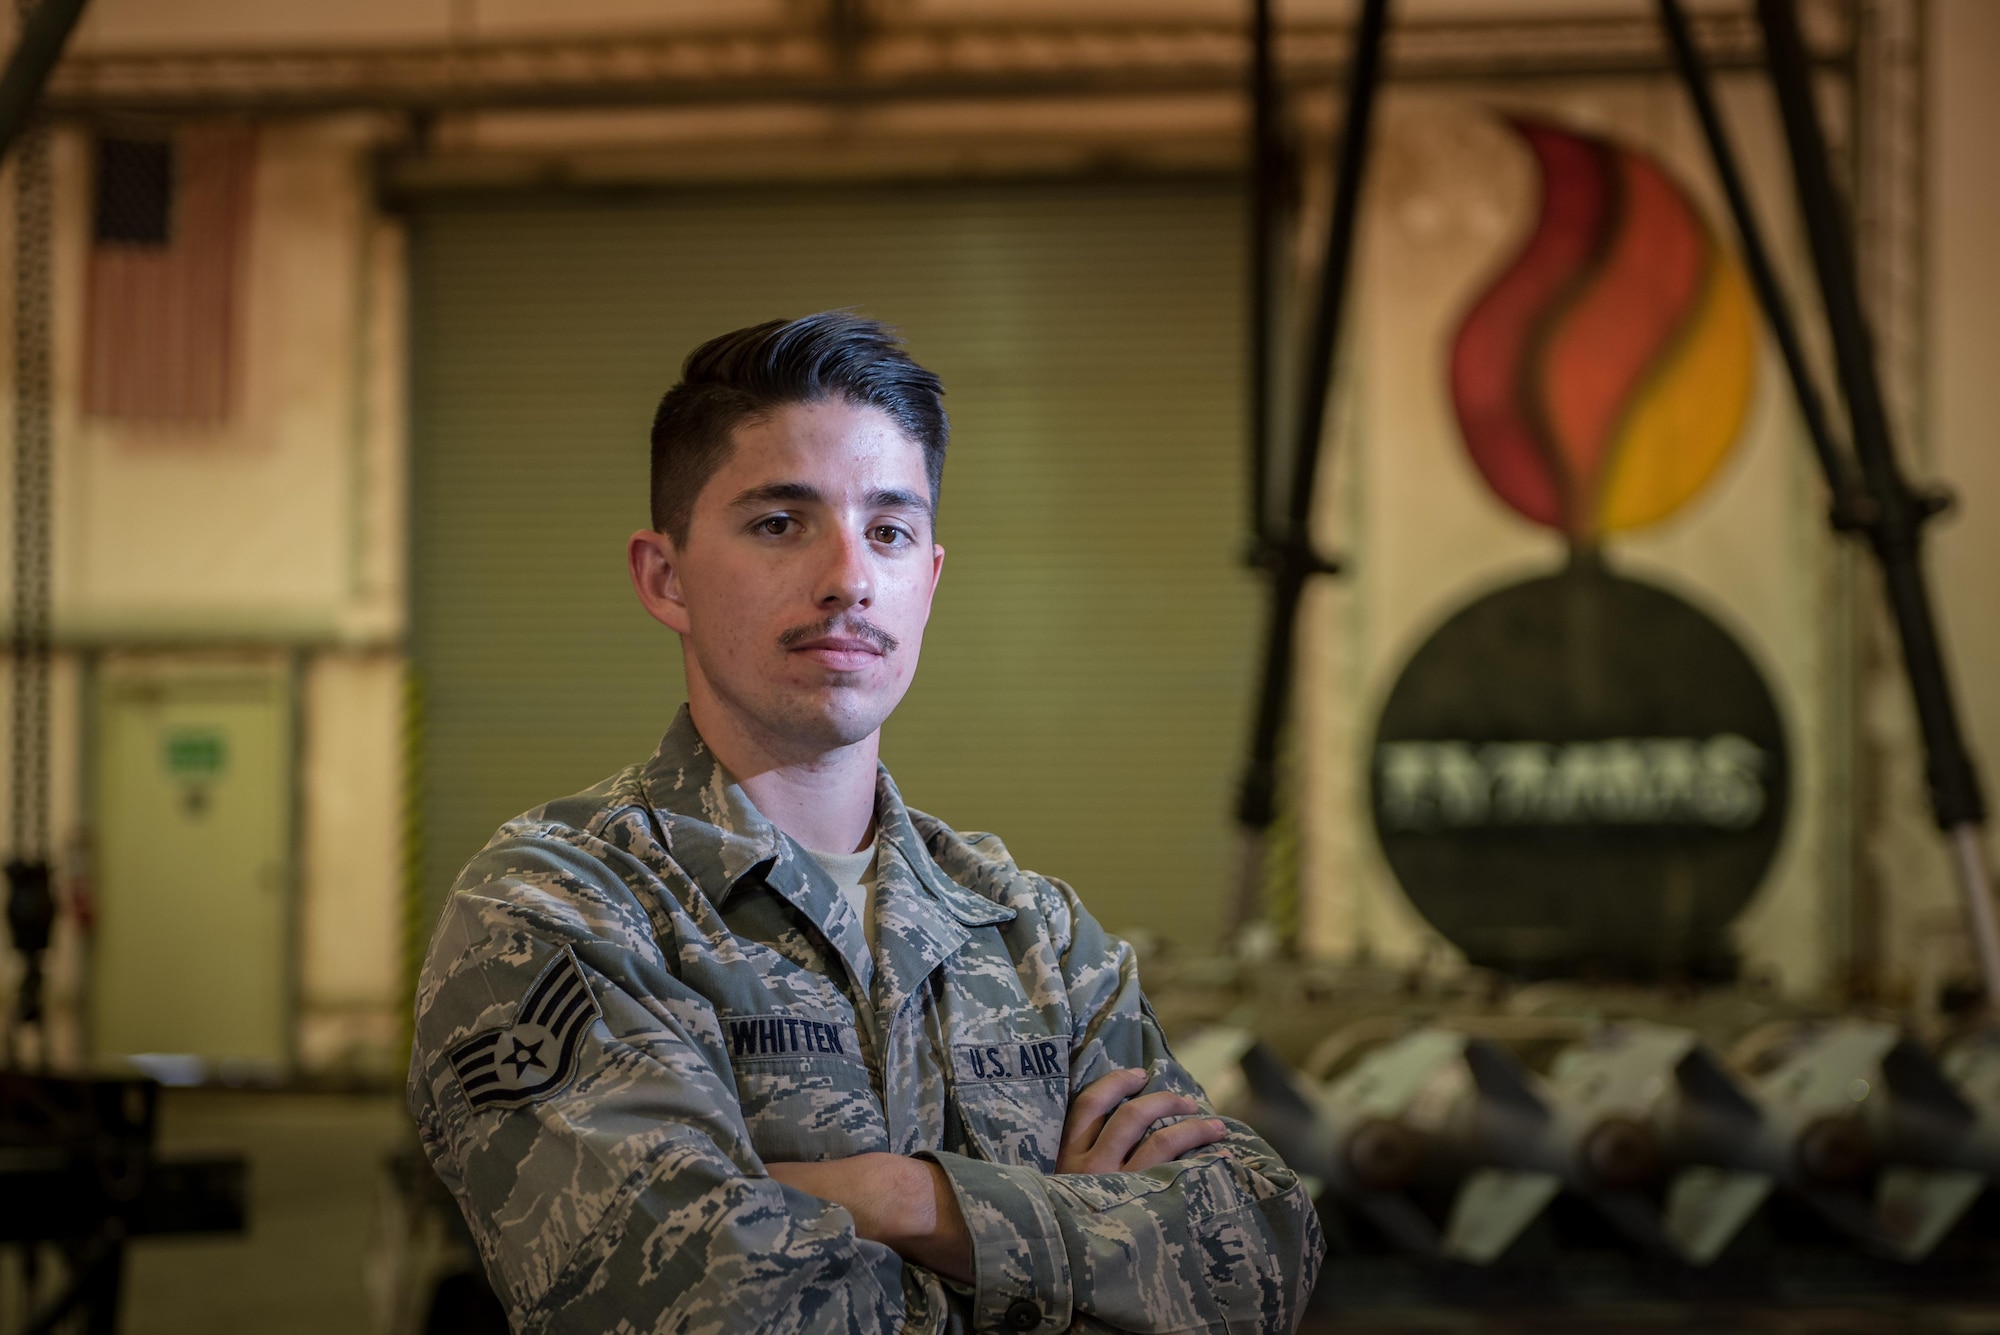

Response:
(725, 1012), (860, 1063)
(953, 1039), (1069, 1085)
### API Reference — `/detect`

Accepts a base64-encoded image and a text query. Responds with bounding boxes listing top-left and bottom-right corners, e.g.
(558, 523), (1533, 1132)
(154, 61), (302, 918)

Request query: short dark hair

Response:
(648, 312), (948, 543)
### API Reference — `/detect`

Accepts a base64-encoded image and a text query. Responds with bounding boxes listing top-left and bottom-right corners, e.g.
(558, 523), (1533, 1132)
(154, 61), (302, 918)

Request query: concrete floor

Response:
(122, 1088), (409, 1335)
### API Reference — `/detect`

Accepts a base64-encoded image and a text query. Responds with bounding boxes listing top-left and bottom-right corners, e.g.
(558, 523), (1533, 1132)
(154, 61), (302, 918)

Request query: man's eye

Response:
(871, 525), (910, 546)
(756, 515), (795, 536)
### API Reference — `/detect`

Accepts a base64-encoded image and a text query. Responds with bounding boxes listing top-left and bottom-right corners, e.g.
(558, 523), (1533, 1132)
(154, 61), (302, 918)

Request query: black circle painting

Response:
(1372, 116), (1790, 979)
(1370, 557), (1787, 979)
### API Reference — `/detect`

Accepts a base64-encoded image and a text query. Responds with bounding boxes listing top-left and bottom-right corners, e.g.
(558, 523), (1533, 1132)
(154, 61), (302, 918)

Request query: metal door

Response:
(92, 657), (292, 1072)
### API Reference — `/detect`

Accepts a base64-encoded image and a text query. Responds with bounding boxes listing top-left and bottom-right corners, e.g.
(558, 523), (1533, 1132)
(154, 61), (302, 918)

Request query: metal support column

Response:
(1658, 0), (1997, 1005)
(1231, 0), (1388, 935)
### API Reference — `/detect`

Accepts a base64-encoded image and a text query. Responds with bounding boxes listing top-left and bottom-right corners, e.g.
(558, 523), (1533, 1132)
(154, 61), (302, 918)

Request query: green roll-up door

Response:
(410, 179), (1254, 949)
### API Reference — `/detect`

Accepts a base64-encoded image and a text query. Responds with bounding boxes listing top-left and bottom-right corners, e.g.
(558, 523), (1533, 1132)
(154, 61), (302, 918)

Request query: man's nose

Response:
(815, 528), (873, 610)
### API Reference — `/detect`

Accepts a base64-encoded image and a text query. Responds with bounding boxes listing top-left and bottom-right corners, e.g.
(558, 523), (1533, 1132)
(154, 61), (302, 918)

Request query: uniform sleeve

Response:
(917, 883), (1326, 1335)
(408, 841), (956, 1335)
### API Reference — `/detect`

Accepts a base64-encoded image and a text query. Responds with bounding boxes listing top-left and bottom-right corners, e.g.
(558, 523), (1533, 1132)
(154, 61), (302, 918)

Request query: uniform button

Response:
(1003, 1299), (1041, 1330)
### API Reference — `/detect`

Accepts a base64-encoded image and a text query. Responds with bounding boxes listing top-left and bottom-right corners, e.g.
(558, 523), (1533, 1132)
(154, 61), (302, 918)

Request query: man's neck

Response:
(684, 688), (880, 855)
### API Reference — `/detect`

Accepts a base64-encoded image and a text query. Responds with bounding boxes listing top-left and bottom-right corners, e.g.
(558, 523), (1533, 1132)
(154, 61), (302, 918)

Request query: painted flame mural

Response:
(1449, 119), (1757, 543)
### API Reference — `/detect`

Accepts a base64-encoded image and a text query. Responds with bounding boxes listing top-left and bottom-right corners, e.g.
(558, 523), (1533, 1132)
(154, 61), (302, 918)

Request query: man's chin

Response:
(772, 690), (898, 753)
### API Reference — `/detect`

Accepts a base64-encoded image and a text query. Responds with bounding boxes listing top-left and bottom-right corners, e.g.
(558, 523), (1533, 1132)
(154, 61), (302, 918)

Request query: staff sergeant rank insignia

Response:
(448, 947), (601, 1111)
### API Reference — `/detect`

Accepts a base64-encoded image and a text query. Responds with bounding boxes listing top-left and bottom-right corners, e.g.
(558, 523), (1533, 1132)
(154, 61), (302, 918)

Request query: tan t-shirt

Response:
(806, 840), (879, 959)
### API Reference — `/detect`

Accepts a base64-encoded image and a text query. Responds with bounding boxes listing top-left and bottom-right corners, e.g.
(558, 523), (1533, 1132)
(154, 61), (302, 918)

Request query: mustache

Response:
(778, 616), (901, 655)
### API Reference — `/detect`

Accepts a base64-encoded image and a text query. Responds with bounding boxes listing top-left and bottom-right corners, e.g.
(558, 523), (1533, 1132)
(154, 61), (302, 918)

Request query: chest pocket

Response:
(949, 1038), (1070, 1173)
(723, 1012), (887, 1163)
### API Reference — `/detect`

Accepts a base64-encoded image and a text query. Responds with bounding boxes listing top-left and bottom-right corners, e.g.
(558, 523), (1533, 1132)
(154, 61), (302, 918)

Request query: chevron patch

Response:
(448, 946), (601, 1111)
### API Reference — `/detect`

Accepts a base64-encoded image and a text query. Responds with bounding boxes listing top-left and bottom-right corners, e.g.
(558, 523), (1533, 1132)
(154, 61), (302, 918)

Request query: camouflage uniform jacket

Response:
(409, 708), (1324, 1333)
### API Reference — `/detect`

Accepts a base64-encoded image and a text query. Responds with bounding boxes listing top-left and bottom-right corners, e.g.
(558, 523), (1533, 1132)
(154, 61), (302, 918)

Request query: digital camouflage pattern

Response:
(410, 707), (1325, 1333)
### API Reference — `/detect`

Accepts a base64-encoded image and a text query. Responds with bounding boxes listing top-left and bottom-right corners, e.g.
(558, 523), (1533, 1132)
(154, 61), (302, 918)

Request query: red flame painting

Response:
(1449, 119), (1756, 544)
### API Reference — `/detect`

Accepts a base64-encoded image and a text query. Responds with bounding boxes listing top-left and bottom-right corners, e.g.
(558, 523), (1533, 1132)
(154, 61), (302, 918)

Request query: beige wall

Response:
(0, 117), (408, 1074)
(298, 652), (406, 1077)
(49, 118), (404, 642)
(1918, 0), (2000, 999)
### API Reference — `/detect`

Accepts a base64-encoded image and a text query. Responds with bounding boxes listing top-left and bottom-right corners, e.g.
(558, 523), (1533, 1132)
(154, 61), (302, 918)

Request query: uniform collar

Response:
(637, 705), (788, 897)
(639, 706), (1014, 1012)
(866, 768), (1017, 1014)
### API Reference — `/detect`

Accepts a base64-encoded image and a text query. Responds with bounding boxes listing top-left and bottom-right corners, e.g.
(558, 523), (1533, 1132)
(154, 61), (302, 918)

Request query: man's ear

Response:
(628, 528), (692, 634)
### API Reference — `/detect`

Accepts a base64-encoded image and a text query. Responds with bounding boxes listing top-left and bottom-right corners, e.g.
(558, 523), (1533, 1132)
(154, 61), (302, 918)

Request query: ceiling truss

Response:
(40, 7), (1849, 119)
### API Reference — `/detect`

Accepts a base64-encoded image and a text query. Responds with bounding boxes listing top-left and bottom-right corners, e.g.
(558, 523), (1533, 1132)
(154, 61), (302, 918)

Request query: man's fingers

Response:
(1124, 1117), (1230, 1173)
(1061, 1068), (1150, 1158)
(1092, 1091), (1202, 1168)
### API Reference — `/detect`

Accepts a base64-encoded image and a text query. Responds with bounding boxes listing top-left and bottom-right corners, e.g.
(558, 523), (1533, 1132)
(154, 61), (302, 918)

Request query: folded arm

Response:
(768, 1068), (1229, 1288)
(765, 1154), (973, 1283)
(777, 901), (1326, 1335)
(911, 880), (1327, 1335)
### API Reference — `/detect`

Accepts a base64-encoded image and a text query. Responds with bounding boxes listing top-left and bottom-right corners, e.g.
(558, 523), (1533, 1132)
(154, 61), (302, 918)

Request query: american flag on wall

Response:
(82, 128), (256, 425)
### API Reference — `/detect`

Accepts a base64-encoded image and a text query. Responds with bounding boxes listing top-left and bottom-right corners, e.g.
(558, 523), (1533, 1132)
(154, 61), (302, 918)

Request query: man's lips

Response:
(789, 636), (885, 670)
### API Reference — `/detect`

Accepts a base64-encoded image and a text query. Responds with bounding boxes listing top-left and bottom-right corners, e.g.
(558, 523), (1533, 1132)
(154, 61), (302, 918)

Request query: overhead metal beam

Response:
(39, 10), (1843, 118)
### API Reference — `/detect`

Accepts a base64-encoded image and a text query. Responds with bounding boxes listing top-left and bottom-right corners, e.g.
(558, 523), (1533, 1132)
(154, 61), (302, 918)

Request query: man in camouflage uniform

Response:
(409, 313), (1325, 1333)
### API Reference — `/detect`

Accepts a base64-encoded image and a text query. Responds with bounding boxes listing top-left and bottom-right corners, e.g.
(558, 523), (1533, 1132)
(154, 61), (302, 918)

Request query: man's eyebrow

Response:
(727, 482), (933, 517)
(727, 482), (824, 509)
(867, 487), (933, 516)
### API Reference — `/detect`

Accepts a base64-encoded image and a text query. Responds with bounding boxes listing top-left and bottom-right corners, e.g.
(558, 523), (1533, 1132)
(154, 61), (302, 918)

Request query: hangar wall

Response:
(0, 117), (409, 1075)
(1921, 0), (2000, 1011)
(0, 0), (1993, 1077)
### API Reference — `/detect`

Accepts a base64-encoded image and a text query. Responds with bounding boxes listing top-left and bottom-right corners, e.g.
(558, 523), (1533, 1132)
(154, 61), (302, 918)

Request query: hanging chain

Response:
(10, 104), (50, 864)
(4, 0), (54, 1061)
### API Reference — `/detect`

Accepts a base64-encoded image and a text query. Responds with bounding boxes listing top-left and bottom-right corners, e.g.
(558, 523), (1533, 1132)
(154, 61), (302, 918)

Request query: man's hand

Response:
(766, 1154), (972, 1283)
(1057, 1067), (1229, 1174)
